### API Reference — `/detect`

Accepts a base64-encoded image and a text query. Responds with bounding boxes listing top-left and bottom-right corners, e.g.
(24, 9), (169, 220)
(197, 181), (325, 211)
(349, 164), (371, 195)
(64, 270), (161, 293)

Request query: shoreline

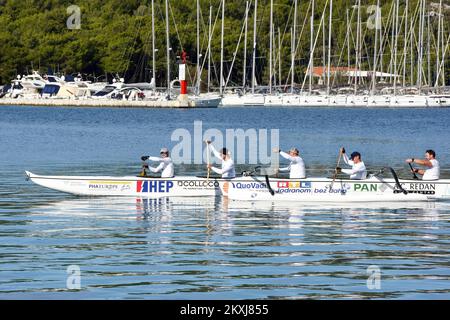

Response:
(1, 97), (450, 108)
(0, 98), (194, 108)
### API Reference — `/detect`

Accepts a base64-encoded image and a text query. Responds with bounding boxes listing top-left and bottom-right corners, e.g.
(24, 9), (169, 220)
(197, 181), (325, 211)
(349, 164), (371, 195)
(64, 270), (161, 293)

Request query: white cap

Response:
(160, 147), (169, 153)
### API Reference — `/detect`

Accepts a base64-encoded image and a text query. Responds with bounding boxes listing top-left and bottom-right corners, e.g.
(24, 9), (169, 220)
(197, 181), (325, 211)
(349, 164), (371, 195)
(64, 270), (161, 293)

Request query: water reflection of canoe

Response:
(25, 171), (450, 203)
(226, 198), (450, 212)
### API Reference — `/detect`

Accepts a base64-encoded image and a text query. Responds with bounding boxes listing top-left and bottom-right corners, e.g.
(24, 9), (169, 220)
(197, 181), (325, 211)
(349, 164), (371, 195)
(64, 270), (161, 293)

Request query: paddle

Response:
(329, 148), (343, 190)
(388, 167), (408, 195)
(206, 143), (211, 181)
(408, 163), (419, 180)
(258, 167), (276, 196)
(139, 156), (149, 177)
(139, 162), (148, 177)
(265, 175), (275, 196)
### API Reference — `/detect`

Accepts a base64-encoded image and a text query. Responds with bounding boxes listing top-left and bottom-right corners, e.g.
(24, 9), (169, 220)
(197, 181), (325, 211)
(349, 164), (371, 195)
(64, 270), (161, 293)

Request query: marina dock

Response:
(0, 98), (207, 108)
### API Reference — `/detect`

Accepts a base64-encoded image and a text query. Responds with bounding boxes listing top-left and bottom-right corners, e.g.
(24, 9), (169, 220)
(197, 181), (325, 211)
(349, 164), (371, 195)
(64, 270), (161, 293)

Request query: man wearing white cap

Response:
(141, 148), (174, 178)
(273, 147), (306, 179)
(205, 140), (236, 179)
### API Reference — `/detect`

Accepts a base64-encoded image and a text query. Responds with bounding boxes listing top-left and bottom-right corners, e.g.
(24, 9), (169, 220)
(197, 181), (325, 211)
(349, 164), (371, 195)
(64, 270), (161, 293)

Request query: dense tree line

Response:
(0, 0), (448, 88)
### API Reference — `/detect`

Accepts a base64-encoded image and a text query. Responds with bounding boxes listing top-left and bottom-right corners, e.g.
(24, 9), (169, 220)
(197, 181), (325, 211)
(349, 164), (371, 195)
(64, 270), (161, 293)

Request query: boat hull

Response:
(26, 172), (450, 202)
(226, 176), (450, 202)
(26, 171), (227, 197)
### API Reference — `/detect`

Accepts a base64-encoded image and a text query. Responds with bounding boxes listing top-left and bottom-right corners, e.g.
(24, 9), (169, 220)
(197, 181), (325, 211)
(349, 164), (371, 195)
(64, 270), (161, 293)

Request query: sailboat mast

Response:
(309, 0), (314, 94)
(243, 1), (249, 92)
(220, 0), (225, 95)
(152, 0), (156, 94)
(278, 27), (282, 90)
(291, 0), (297, 93)
(208, 6), (212, 93)
(269, 0), (273, 94)
(410, 5), (414, 86)
(347, 9), (350, 83)
(389, 2), (395, 84)
(372, 0), (380, 96)
(403, 0), (408, 88)
(323, 9), (326, 86)
(436, 0), (442, 87)
(197, 0), (200, 95)
(165, 0), (170, 99)
(427, 9), (431, 87)
(355, 0), (361, 94)
(418, 0), (424, 93)
(441, 5), (445, 87)
(379, 7), (384, 79)
(326, 0), (333, 96)
(394, 0), (399, 96)
(252, 0), (258, 94)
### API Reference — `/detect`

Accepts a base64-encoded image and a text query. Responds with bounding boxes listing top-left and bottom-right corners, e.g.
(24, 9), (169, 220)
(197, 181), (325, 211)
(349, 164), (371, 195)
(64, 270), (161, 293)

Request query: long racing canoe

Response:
(25, 170), (450, 202)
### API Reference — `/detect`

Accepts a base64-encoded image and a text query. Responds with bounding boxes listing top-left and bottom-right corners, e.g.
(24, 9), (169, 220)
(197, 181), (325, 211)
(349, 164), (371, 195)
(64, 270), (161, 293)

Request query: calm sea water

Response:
(0, 105), (449, 299)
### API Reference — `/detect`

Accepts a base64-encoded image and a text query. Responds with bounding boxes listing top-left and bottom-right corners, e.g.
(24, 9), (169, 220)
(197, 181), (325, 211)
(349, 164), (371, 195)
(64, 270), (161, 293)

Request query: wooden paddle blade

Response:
(139, 170), (147, 177)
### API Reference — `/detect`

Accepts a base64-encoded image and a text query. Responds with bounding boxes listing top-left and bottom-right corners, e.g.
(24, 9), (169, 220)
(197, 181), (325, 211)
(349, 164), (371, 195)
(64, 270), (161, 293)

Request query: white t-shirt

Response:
(422, 159), (440, 180)
(209, 145), (236, 178)
(342, 153), (367, 180)
(148, 156), (174, 178)
(279, 151), (306, 179)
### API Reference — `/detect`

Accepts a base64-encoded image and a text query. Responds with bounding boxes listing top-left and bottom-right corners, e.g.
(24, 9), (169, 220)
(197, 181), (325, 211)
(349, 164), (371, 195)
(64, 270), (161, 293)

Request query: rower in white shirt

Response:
(205, 140), (236, 179)
(274, 147), (306, 179)
(405, 149), (440, 181)
(141, 147), (174, 178)
(336, 147), (367, 180)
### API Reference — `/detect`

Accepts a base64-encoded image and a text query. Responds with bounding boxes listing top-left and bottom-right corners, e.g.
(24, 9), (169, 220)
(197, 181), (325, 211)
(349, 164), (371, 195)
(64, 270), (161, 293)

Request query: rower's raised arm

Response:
(148, 156), (163, 162)
(209, 144), (223, 161)
(280, 151), (295, 161)
(342, 153), (353, 165)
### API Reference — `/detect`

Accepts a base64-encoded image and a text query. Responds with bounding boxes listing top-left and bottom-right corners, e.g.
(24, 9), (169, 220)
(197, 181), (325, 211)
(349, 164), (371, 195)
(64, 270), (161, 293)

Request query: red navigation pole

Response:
(178, 50), (189, 105)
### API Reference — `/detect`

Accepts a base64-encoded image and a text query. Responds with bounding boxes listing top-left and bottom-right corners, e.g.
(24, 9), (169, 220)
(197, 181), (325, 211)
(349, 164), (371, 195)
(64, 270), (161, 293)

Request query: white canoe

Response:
(25, 171), (450, 202)
(226, 175), (450, 202)
(25, 171), (228, 197)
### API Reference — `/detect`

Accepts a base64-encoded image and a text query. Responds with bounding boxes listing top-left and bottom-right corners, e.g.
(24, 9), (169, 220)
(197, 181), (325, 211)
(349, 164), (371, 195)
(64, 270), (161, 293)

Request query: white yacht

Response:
(19, 71), (47, 90)
(221, 92), (265, 107)
(41, 82), (91, 99)
(189, 93), (222, 108)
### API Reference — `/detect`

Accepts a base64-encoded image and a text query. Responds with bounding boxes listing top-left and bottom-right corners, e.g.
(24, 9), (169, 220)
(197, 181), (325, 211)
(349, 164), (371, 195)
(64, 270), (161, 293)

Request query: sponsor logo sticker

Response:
(277, 181), (311, 189)
(177, 180), (218, 188)
(231, 182), (266, 189)
(137, 180), (174, 193)
(88, 181), (132, 190)
(354, 183), (378, 192)
(394, 183), (436, 195)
